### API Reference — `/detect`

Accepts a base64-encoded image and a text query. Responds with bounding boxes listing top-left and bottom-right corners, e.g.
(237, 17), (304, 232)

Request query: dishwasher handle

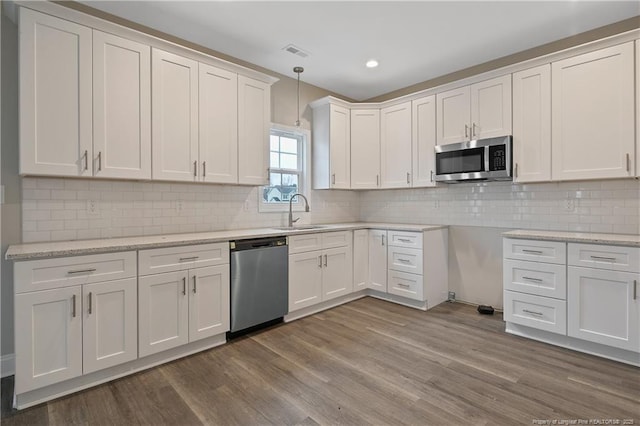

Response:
(230, 236), (287, 251)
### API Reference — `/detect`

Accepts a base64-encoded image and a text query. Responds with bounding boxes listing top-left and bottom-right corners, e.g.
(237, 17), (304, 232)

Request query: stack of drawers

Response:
(387, 231), (424, 301)
(503, 238), (567, 334)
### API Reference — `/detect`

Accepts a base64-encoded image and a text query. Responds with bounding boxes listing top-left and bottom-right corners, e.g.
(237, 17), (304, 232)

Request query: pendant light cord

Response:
(294, 67), (304, 127)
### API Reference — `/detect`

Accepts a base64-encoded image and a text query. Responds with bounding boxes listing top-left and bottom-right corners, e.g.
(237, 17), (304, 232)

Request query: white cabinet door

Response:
(436, 86), (470, 145)
(138, 271), (189, 357)
(93, 31), (151, 179)
(568, 266), (639, 352)
(289, 251), (323, 312)
(380, 101), (412, 188)
(151, 48), (199, 182)
(636, 41), (640, 177)
(199, 64), (238, 184)
(368, 230), (387, 291)
(353, 229), (369, 291)
(322, 246), (353, 301)
(238, 75), (270, 185)
(412, 95), (436, 187)
(470, 75), (512, 139)
(552, 42), (635, 180)
(15, 286), (82, 393)
(512, 65), (551, 182)
(329, 104), (351, 189)
(19, 8), (92, 177)
(350, 109), (380, 189)
(83, 278), (138, 374)
(188, 265), (230, 341)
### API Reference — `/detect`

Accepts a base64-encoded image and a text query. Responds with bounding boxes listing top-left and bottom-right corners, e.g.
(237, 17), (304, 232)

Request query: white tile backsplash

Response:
(21, 178), (361, 242)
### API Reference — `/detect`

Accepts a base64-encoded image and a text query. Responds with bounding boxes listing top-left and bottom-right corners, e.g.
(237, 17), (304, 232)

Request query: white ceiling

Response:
(81, 1), (640, 101)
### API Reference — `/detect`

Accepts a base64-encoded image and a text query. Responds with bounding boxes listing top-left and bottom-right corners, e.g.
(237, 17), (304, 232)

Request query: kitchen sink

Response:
(271, 225), (327, 231)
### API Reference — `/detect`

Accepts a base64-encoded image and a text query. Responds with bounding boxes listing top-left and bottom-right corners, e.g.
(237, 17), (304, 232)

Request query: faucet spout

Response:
(288, 193), (310, 228)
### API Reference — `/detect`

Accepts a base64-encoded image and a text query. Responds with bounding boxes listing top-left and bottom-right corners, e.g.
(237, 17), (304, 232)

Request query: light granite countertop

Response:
(503, 230), (640, 247)
(5, 222), (447, 261)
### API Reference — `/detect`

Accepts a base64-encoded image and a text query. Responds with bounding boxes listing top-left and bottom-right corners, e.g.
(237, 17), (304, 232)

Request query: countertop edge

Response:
(502, 230), (640, 247)
(6, 223), (449, 261)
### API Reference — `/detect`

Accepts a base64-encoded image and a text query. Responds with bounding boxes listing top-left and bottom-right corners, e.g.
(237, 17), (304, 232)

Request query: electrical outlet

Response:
(176, 201), (184, 213)
(564, 198), (575, 212)
(87, 200), (98, 216)
(447, 291), (456, 302)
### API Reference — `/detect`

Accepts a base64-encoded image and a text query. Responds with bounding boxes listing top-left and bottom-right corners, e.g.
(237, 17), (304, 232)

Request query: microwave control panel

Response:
(488, 145), (507, 171)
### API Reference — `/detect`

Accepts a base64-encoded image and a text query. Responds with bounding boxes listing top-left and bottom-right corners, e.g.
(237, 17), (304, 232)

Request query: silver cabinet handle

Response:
(590, 255), (617, 262)
(430, 170), (434, 182)
(83, 150), (89, 171)
(397, 258), (411, 263)
(472, 123), (477, 137)
(523, 309), (543, 316)
(381, 234), (385, 246)
(68, 268), (96, 275)
(193, 275), (197, 294)
(179, 256), (199, 262)
(193, 161), (198, 177)
(522, 249), (543, 255)
(202, 161), (206, 177)
(324, 254), (328, 267)
(633, 279), (637, 300)
(397, 283), (410, 288)
(332, 173), (336, 185)
(318, 255), (322, 268)
(376, 175), (379, 186)
(406, 172), (410, 184)
(97, 151), (102, 171)
(182, 277), (186, 295)
(514, 163), (518, 179)
(398, 238), (411, 243)
(88, 292), (92, 315)
(626, 153), (630, 172)
(464, 124), (469, 138)
(72, 294), (77, 318)
(522, 276), (543, 282)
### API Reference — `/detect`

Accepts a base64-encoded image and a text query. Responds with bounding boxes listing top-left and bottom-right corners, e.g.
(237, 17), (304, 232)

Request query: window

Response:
(259, 125), (309, 212)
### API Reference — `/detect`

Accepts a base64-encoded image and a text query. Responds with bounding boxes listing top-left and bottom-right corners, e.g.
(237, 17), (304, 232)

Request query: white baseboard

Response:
(2, 354), (15, 378)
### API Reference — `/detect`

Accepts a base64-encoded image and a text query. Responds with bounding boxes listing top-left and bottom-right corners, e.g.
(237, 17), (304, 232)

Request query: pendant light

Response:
(294, 66), (304, 127)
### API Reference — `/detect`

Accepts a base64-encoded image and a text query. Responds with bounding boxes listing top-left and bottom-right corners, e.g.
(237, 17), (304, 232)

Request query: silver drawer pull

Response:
(68, 268), (97, 275)
(179, 256), (199, 262)
(590, 255), (617, 262)
(398, 238), (412, 243)
(397, 258), (411, 263)
(522, 249), (543, 255)
(523, 309), (543, 316)
(522, 276), (543, 282)
(397, 283), (410, 288)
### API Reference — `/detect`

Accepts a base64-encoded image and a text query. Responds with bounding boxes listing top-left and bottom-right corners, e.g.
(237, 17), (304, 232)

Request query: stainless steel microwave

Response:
(434, 136), (512, 183)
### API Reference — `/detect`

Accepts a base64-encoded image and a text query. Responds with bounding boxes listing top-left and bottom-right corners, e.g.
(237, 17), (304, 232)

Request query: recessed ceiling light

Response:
(366, 59), (379, 68)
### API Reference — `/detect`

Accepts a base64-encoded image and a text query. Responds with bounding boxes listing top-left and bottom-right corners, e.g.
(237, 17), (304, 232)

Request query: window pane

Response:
(270, 173), (281, 186)
(270, 152), (280, 168)
(270, 135), (279, 151)
(280, 153), (298, 170)
(280, 137), (298, 154)
(281, 174), (298, 188)
(262, 185), (285, 203)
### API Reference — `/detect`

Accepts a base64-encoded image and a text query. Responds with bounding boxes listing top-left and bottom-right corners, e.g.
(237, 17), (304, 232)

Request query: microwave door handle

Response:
(484, 145), (490, 173)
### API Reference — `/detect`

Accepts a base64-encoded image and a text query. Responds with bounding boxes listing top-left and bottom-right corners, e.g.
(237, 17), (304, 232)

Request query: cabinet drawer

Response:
(321, 231), (352, 249)
(503, 238), (566, 264)
(503, 259), (567, 300)
(139, 243), (229, 276)
(388, 246), (423, 275)
(387, 230), (422, 249)
(568, 243), (639, 273)
(503, 290), (567, 335)
(387, 270), (424, 301)
(288, 233), (323, 254)
(14, 252), (137, 294)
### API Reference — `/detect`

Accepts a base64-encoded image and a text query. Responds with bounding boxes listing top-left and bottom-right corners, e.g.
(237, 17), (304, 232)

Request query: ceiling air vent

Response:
(282, 44), (310, 58)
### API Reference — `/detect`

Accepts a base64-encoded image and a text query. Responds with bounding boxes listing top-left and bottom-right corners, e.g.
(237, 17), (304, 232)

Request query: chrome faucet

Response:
(288, 193), (310, 228)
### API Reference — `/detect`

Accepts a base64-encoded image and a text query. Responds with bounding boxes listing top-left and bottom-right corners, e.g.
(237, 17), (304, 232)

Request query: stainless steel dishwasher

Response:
(229, 236), (288, 336)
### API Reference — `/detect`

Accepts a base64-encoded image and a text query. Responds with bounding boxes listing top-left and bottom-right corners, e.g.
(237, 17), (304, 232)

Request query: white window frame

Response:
(259, 124), (310, 213)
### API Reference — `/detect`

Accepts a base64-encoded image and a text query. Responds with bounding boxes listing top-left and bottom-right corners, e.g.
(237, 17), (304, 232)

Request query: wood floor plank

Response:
(3, 298), (639, 425)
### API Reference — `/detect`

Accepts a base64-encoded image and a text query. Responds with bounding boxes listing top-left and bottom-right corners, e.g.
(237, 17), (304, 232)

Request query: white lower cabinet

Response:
(353, 229), (369, 291)
(503, 290), (567, 335)
(288, 231), (353, 312)
(14, 253), (138, 394)
(138, 244), (230, 357)
(368, 230), (387, 291)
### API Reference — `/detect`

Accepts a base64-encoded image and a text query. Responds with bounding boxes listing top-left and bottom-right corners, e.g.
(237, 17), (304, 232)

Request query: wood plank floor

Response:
(2, 298), (639, 425)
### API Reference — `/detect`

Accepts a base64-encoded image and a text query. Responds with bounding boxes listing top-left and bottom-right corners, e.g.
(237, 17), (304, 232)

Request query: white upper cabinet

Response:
(411, 95), (437, 187)
(552, 42), (635, 181)
(20, 8), (92, 177)
(152, 48), (199, 182)
(350, 109), (381, 189)
(380, 101), (412, 188)
(436, 75), (512, 145)
(512, 64), (551, 182)
(636, 41), (640, 178)
(238, 76), (270, 185)
(312, 102), (351, 189)
(199, 64), (238, 184)
(93, 31), (151, 179)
